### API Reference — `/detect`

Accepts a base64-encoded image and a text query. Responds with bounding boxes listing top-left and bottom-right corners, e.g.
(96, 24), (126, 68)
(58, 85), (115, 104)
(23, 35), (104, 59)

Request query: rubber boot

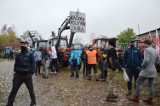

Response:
(128, 95), (139, 102)
(126, 90), (132, 96)
(88, 74), (91, 81)
(95, 73), (99, 81)
(111, 93), (118, 99)
(106, 94), (117, 102)
(143, 98), (153, 105)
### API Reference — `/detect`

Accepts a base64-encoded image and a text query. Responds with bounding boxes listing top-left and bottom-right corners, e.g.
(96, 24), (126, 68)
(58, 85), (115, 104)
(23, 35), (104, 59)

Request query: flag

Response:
(155, 29), (160, 55)
(148, 31), (152, 41)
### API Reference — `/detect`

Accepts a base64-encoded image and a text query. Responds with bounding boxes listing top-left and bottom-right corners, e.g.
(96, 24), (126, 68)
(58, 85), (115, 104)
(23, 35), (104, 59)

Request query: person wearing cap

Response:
(86, 45), (99, 81)
(123, 39), (142, 96)
(6, 41), (36, 106)
(106, 38), (119, 102)
(129, 39), (160, 105)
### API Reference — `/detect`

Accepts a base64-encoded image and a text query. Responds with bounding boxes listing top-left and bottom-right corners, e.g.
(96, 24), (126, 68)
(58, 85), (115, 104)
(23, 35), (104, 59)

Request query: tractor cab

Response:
(94, 37), (110, 50)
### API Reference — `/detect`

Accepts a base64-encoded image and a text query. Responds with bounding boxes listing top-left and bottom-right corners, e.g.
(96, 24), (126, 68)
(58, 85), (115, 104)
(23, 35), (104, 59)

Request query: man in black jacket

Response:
(106, 38), (119, 102)
(6, 41), (36, 106)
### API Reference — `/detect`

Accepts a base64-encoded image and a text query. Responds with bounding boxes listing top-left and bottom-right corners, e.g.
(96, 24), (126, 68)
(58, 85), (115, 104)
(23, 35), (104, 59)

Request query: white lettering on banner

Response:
(70, 11), (86, 33)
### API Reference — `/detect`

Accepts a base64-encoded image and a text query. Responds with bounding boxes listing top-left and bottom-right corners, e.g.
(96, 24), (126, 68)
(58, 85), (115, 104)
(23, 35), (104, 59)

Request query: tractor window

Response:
(39, 42), (48, 48)
(96, 39), (109, 48)
(59, 40), (67, 48)
(96, 40), (101, 48)
(101, 40), (108, 48)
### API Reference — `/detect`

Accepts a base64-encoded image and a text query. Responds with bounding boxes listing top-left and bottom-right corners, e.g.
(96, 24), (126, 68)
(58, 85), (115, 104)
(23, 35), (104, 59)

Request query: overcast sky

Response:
(0, 0), (160, 44)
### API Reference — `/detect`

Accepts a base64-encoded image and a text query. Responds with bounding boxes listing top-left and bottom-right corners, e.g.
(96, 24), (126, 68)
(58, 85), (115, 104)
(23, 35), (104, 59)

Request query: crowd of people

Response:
(5, 48), (14, 61)
(5, 38), (160, 106)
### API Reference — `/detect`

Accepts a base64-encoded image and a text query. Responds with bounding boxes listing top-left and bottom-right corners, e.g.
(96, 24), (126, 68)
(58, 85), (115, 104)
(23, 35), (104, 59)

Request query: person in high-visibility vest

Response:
(86, 45), (99, 81)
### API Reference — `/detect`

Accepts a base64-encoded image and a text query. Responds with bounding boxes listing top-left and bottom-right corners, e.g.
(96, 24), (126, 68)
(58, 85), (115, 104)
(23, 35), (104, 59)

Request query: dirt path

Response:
(0, 61), (153, 106)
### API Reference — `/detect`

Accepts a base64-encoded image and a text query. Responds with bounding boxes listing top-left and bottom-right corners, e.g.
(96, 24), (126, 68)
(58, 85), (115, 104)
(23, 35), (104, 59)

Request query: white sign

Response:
(70, 11), (86, 33)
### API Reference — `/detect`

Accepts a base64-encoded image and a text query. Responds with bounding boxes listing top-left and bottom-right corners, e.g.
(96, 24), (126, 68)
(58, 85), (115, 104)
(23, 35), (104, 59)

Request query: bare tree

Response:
(1, 24), (16, 35)
(7, 25), (16, 34)
(1, 24), (8, 35)
(20, 30), (30, 40)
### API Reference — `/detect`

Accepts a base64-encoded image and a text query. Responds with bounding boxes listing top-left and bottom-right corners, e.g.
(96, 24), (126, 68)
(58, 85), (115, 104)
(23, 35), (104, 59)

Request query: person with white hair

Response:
(51, 46), (58, 75)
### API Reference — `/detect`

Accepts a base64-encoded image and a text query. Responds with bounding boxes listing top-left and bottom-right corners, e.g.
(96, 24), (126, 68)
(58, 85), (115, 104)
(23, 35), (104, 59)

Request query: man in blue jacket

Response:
(123, 39), (142, 96)
(6, 40), (36, 106)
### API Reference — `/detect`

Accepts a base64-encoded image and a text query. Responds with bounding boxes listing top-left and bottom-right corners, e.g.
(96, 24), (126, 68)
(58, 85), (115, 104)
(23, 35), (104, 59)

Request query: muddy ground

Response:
(0, 61), (159, 106)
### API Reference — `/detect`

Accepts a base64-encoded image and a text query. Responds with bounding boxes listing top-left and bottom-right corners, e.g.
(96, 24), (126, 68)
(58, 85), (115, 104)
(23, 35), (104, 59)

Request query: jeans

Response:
(43, 60), (49, 76)
(36, 60), (41, 74)
(98, 61), (103, 77)
(87, 64), (97, 74)
(7, 73), (36, 106)
(136, 76), (155, 98)
(126, 67), (140, 90)
(102, 68), (107, 79)
(82, 61), (88, 76)
(70, 65), (79, 77)
(52, 58), (59, 73)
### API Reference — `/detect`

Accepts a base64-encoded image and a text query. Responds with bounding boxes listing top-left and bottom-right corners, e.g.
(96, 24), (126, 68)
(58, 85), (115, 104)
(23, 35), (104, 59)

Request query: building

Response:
(137, 28), (160, 42)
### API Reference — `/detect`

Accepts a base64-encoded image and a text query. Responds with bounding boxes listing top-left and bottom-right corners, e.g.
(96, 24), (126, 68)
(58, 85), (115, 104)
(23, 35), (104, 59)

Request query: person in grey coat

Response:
(129, 39), (160, 105)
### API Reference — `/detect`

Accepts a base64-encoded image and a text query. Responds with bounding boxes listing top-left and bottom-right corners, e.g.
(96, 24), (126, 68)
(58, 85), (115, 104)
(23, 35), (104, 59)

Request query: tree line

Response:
(0, 24), (19, 51)
(0, 24), (136, 51)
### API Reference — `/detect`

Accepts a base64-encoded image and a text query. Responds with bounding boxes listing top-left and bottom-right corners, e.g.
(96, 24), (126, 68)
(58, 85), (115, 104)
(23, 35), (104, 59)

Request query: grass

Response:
(0, 58), (6, 62)
(117, 70), (160, 105)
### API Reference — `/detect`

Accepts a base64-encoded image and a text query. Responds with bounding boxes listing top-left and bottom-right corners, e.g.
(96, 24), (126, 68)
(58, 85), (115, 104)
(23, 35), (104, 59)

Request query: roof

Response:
(137, 27), (160, 38)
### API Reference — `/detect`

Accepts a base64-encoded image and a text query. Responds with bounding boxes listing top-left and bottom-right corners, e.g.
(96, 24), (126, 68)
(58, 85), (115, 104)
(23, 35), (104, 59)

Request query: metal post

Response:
(138, 24), (140, 35)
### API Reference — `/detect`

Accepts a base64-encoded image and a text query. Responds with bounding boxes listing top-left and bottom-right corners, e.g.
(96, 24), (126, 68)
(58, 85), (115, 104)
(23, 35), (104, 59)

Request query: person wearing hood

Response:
(86, 45), (99, 81)
(123, 39), (142, 96)
(51, 46), (58, 75)
(6, 41), (36, 106)
(69, 46), (81, 78)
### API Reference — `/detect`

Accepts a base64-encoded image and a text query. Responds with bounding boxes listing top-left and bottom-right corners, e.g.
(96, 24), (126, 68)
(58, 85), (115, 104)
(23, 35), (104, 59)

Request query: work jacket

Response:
(123, 46), (142, 68)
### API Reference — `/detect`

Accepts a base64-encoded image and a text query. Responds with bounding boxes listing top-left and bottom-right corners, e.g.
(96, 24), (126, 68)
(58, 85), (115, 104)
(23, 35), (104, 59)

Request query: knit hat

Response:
(143, 39), (152, 45)
(88, 45), (93, 51)
(109, 38), (117, 47)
